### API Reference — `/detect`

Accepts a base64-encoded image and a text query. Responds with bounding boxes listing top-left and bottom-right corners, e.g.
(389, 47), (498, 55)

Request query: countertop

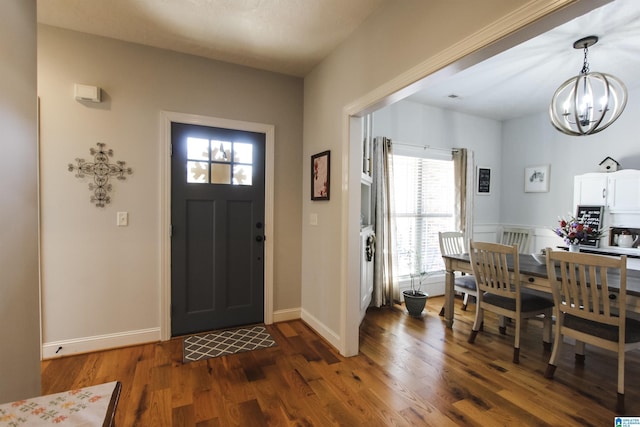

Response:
(558, 245), (640, 258)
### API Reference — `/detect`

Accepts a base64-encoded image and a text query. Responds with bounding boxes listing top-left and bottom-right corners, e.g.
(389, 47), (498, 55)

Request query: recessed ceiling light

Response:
(448, 94), (459, 99)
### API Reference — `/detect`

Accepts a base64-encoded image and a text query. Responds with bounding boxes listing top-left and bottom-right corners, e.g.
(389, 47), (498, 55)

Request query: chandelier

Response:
(549, 36), (627, 136)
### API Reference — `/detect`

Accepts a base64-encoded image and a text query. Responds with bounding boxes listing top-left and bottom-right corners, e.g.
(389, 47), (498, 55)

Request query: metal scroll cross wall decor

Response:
(68, 143), (133, 207)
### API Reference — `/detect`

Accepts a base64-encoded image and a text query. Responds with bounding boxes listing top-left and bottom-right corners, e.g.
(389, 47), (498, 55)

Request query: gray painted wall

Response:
(501, 88), (640, 228)
(0, 0), (41, 402)
(38, 25), (303, 354)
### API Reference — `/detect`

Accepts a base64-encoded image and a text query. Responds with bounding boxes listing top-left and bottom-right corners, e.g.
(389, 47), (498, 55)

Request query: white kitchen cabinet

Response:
(574, 170), (640, 214)
(607, 170), (640, 212)
(573, 173), (608, 207)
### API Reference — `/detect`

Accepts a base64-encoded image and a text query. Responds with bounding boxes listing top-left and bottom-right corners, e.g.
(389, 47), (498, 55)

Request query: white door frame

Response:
(159, 111), (274, 340)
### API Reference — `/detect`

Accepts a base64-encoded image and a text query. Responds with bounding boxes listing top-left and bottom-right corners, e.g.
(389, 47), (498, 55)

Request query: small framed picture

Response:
(476, 166), (491, 195)
(524, 164), (550, 193)
(311, 150), (330, 201)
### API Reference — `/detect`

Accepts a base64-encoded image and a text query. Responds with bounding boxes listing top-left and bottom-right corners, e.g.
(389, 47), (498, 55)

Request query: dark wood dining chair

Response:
(467, 240), (553, 363)
(544, 249), (640, 413)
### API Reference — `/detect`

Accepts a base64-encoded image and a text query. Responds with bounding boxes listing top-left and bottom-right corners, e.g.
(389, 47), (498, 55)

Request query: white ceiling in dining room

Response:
(406, 0), (640, 121)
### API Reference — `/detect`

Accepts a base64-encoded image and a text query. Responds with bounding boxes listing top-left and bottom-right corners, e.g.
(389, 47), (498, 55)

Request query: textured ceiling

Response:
(37, 0), (384, 77)
(37, 0), (640, 121)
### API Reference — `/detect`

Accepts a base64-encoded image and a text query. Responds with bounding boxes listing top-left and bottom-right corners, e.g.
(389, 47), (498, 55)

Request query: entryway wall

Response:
(0, 0), (40, 403)
(38, 24), (303, 357)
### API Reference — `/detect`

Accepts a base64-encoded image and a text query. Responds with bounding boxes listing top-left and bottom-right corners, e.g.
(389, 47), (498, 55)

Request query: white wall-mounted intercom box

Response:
(74, 84), (101, 103)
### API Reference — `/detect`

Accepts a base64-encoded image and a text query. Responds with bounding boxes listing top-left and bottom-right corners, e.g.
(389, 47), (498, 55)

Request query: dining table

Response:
(441, 252), (640, 328)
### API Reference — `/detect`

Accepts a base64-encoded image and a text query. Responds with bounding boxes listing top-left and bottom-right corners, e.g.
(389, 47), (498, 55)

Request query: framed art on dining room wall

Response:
(524, 164), (550, 193)
(476, 166), (491, 195)
(311, 150), (330, 201)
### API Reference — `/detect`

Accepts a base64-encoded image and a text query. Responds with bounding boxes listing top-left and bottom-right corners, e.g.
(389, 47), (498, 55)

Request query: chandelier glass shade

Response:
(549, 36), (628, 136)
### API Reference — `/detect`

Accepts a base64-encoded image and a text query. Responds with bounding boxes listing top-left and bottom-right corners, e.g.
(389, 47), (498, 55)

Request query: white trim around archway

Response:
(338, 0), (604, 356)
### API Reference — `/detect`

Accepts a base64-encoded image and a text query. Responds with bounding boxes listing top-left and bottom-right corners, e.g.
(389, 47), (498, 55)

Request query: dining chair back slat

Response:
(438, 231), (478, 313)
(544, 249), (640, 413)
(500, 227), (531, 254)
(473, 243), (517, 298)
(468, 240), (553, 363)
(438, 231), (467, 255)
(548, 250), (622, 326)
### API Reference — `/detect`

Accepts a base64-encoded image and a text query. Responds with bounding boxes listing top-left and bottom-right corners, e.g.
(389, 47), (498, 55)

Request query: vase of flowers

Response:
(554, 214), (604, 251)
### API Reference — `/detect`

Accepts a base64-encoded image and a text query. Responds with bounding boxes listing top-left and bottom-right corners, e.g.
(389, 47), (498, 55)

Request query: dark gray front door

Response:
(171, 122), (265, 336)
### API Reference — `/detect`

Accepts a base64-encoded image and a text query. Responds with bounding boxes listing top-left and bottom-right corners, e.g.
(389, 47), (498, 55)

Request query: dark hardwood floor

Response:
(41, 296), (640, 425)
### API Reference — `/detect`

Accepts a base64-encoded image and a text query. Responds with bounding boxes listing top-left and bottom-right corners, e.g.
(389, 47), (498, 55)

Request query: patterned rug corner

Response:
(183, 325), (277, 363)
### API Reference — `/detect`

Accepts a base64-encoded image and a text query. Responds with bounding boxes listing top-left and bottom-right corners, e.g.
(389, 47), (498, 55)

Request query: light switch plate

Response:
(117, 211), (128, 226)
(310, 213), (318, 226)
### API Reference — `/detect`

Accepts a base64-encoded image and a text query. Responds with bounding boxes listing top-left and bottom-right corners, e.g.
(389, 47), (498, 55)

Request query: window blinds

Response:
(391, 155), (454, 277)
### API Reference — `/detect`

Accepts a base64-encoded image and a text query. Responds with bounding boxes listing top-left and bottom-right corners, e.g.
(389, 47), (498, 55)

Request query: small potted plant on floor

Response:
(402, 272), (428, 317)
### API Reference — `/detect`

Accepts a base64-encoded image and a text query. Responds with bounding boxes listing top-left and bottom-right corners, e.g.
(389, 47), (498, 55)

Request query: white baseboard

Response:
(300, 308), (341, 350)
(398, 273), (446, 298)
(424, 281), (445, 297)
(272, 307), (301, 323)
(42, 309), (304, 359)
(42, 327), (161, 359)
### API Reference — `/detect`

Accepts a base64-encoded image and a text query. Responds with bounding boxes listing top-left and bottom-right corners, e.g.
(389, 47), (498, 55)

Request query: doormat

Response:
(183, 325), (277, 363)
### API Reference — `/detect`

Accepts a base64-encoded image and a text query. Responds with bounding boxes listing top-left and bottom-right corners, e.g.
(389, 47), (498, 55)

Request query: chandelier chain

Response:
(581, 45), (590, 74)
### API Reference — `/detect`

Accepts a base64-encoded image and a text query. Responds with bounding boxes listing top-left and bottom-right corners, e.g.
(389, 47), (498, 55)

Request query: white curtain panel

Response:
(453, 148), (474, 244)
(372, 136), (396, 306)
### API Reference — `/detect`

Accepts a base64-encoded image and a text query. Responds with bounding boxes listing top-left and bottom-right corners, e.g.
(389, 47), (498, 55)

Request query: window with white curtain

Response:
(391, 153), (455, 278)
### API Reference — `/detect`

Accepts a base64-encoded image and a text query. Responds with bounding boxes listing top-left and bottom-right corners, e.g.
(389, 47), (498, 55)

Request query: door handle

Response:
(256, 235), (264, 242)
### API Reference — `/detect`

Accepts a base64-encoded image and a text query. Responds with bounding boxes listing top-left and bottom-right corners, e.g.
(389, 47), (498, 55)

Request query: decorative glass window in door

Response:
(186, 137), (253, 185)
